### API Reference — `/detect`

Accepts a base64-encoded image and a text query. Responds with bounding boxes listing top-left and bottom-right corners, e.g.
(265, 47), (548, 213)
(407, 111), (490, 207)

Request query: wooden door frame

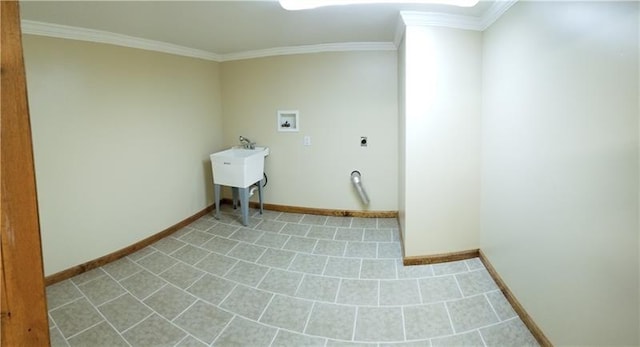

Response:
(1, 0), (51, 345)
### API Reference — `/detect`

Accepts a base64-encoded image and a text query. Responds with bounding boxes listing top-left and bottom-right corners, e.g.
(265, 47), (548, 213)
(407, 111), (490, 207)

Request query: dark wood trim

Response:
(479, 250), (553, 347)
(221, 199), (398, 218)
(45, 205), (214, 286)
(1, 1), (51, 344)
(403, 249), (480, 266)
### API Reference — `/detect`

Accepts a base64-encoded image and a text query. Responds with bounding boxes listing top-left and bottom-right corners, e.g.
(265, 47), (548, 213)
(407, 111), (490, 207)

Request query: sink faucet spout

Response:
(239, 136), (256, 149)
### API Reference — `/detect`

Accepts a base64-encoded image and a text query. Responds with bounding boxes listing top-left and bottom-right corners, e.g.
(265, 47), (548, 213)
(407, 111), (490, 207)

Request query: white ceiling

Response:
(19, 0), (497, 57)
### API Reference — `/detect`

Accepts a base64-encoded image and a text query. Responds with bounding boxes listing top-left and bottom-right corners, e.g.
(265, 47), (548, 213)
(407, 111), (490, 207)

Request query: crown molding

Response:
(394, 0), (519, 46)
(479, 0), (518, 30)
(219, 42), (397, 62)
(21, 20), (222, 61)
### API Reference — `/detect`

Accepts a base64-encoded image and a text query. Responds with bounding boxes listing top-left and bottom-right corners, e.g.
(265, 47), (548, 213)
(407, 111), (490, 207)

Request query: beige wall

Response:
(220, 52), (398, 211)
(399, 25), (482, 256)
(397, 37), (407, 241)
(481, 2), (639, 345)
(23, 35), (224, 276)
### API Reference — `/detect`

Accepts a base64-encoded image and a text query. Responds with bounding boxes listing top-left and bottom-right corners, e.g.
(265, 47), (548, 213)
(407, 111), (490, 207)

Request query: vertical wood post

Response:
(1, 0), (51, 345)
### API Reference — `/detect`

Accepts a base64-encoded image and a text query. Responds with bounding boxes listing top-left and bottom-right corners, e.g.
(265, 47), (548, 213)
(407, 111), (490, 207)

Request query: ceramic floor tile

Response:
(276, 212), (304, 223)
(402, 303), (453, 340)
(295, 274), (340, 302)
(325, 216), (353, 227)
(98, 293), (152, 332)
(480, 318), (538, 347)
(102, 257), (143, 280)
(258, 268), (303, 295)
(300, 215), (328, 226)
(465, 257), (485, 270)
(305, 303), (356, 340)
(180, 230), (214, 246)
(397, 262), (434, 279)
(67, 321), (128, 347)
(224, 260), (269, 286)
(78, 275), (125, 306)
(46, 280), (83, 310)
(259, 294), (313, 332)
(256, 220), (286, 233)
(447, 295), (499, 332)
(288, 253), (328, 274)
(202, 236), (239, 254)
(283, 236), (317, 253)
(272, 330), (326, 347)
(354, 307), (404, 342)
(360, 259), (396, 279)
(345, 242), (377, 258)
(337, 279), (378, 306)
(486, 291), (517, 320)
(255, 232), (290, 248)
(170, 244), (210, 265)
(229, 227), (263, 243)
(152, 237), (187, 254)
(431, 330), (484, 346)
(174, 300), (233, 344)
(335, 228), (364, 241)
(159, 261), (205, 289)
(136, 251), (178, 274)
(324, 257), (361, 278)
(418, 276), (462, 303)
(379, 279), (421, 306)
(363, 229), (392, 242)
(455, 269), (498, 297)
(308, 225), (337, 239)
(189, 218), (216, 231)
(228, 242), (267, 262)
(143, 285), (197, 320)
(207, 223), (240, 238)
(313, 239), (347, 256)
(194, 253), (237, 276)
(213, 317), (277, 347)
(187, 274), (236, 305)
(378, 243), (402, 259)
(257, 248), (296, 269)
(119, 270), (167, 300)
(220, 285), (273, 320)
(280, 223), (311, 236)
(350, 218), (377, 228)
(50, 298), (103, 338)
(122, 314), (186, 347)
(377, 218), (399, 229)
(176, 335), (209, 347)
(47, 212), (526, 347)
(433, 261), (469, 275)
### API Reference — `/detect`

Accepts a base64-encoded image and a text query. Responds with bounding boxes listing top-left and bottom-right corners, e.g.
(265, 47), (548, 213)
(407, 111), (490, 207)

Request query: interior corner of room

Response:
(10, 0), (640, 345)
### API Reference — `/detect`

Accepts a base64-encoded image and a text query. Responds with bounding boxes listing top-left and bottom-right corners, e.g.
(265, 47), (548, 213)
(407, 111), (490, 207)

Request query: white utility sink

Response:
(210, 146), (269, 188)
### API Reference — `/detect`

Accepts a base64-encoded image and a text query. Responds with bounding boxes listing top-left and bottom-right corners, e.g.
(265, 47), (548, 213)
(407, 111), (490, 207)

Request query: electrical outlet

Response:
(304, 136), (311, 146)
(360, 136), (368, 147)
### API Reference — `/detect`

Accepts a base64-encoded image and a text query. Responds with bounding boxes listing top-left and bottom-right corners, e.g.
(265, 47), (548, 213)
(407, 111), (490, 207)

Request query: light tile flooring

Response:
(47, 206), (539, 347)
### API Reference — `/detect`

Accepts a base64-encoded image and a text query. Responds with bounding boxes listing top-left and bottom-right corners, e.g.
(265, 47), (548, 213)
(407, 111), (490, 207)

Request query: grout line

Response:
(483, 292), (502, 321)
(257, 293), (276, 322)
(302, 301), (316, 335)
(443, 301), (457, 334)
(351, 306), (359, 341)
(400, 306), (407, 342)
(416, 278), (424, 305)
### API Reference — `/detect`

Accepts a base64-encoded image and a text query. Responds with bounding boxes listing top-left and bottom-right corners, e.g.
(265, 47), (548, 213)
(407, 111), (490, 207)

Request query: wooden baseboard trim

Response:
(44, 205), (215, 286)
(403, 249), (480, 266)
(479, 250), (553, 347)
(221, 198), (398, 218)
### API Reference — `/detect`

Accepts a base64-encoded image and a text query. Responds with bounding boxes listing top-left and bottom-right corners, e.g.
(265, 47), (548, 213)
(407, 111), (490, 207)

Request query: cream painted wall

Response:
(220, 52), (398, 211)
(23, 35), (224, 276)
(400, 25), (482, 256)
(397, 37), (407, 241)
(481, 2), (639, 345)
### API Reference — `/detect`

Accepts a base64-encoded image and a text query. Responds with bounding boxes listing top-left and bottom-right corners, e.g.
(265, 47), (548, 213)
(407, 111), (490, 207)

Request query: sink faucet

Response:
(239, 136), (256, 149)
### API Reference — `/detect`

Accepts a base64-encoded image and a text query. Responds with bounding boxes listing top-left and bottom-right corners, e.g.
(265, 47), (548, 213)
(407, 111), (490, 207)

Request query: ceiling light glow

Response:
(279, 0), (480, 11)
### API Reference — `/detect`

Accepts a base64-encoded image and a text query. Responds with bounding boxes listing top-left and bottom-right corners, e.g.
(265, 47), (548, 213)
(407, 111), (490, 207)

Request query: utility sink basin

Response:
(210, 146), (269, 188)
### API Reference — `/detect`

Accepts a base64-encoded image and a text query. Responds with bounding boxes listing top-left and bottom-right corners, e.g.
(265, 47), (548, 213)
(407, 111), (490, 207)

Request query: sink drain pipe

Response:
(351, 170), (370, 205)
